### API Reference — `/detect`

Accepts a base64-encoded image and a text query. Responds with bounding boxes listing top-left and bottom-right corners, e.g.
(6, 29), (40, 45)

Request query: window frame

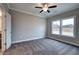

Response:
(51, 16), (76, 38)
(61, 16), (75, 37)
(51, 20), (61, 35)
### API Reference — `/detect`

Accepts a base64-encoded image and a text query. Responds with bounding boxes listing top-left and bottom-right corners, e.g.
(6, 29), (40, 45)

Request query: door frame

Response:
(0, 5), (6, 54)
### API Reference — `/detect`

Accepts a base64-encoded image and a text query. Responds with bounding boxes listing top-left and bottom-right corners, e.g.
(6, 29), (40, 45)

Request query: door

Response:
(5, 12), (11, 49)
(0, 6), (6, 52)
(0, 5), (11, 53)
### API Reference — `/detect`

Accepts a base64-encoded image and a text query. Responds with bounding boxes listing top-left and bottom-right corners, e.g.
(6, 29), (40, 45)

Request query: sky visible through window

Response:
(62, 18), (74, 25)
(52, 17), (74, 37)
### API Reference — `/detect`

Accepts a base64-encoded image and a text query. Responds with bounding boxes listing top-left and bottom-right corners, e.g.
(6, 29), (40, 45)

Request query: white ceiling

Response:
(8, 3), (79, 18)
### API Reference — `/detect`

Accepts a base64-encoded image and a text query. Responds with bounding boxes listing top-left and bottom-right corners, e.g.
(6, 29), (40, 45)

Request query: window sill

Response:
(51, 33), (75, 38)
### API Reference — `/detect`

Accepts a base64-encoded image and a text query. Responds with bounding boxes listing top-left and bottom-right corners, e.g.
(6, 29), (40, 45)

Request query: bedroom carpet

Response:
(4, 38), (79, 55)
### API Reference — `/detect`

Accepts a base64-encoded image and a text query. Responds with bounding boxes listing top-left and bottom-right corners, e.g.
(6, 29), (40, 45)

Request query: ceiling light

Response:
(35, 3), (57, 13)
(43, 7), (48, 11)
(42, 4), (48, 11)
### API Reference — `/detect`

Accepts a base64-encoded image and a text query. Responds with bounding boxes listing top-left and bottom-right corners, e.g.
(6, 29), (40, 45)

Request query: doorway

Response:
(0, 7), (2, 54)
(0, 6), (11, 54)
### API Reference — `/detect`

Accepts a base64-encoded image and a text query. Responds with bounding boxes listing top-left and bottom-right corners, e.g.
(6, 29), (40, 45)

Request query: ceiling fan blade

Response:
(47, 10), (50, 13)
(48, 5), (57, 8)
(35, 7), (42, 8)
(40, 10), (43, 13)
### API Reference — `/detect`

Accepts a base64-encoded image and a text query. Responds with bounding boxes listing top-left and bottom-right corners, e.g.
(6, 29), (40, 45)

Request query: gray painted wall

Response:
(11, 10), (46, 43)
(46, 9), (79, 45)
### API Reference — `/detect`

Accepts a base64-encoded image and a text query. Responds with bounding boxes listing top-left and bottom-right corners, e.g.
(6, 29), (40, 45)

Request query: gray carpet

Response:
(4, 38), (79, 55)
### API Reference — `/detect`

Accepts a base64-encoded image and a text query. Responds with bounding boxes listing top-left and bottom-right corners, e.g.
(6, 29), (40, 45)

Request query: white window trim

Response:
(51, 20), (60, 35)
(51, 16), (76, 38)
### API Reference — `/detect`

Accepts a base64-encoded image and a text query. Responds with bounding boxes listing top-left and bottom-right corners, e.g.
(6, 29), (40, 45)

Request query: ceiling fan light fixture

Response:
(35, 3), (57, 13)
(43, 7), (48, 11)
(42, 3), (48, 11)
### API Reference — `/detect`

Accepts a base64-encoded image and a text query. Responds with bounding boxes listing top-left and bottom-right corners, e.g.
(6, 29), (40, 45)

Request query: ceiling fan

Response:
(35, 3), (57, 13)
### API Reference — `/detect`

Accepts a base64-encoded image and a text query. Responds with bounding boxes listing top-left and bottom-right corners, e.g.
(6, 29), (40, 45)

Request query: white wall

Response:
(11, 10), (46, 43)
(46, 9), (79, 46)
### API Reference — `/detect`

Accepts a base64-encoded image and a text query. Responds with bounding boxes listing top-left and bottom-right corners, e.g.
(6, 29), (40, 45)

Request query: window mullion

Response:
(60, 19), (62, 35)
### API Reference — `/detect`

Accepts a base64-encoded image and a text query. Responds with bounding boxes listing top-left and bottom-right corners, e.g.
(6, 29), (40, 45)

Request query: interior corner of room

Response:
(0, 3), (79, 55)
(46, 8), (79, 46)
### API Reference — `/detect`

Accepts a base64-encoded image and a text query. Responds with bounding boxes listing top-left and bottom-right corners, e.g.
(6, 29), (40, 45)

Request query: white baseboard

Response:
(48, 37), (79, 47)
(12, 37), (44, 44)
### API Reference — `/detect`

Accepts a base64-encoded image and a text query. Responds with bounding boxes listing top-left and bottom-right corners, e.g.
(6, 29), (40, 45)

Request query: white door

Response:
(5, 12), (11, 49)
(1, 6), (6, 52)
(0, 6), (6, 52)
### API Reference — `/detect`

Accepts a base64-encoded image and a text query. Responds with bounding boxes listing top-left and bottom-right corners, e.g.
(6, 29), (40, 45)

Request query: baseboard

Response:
(12, 37), (44, 44)
(47, 37), (79, 47)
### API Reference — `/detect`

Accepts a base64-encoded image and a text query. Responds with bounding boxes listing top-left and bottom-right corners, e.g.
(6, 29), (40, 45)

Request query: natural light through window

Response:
(52, 17), (74, 37)
(52, 20), (60, 34)
(61, 18), (74, 37)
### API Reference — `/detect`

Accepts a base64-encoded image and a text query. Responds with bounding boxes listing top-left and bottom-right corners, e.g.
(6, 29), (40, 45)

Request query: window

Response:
(61, 18), (74, 37)
(52, 20), (60, 34)
(52, 17), (74, 37)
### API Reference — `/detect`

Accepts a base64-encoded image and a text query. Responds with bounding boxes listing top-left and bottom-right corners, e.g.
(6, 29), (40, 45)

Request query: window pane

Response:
(62, 18), (74, 36)
(52, 20), (60, 34)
